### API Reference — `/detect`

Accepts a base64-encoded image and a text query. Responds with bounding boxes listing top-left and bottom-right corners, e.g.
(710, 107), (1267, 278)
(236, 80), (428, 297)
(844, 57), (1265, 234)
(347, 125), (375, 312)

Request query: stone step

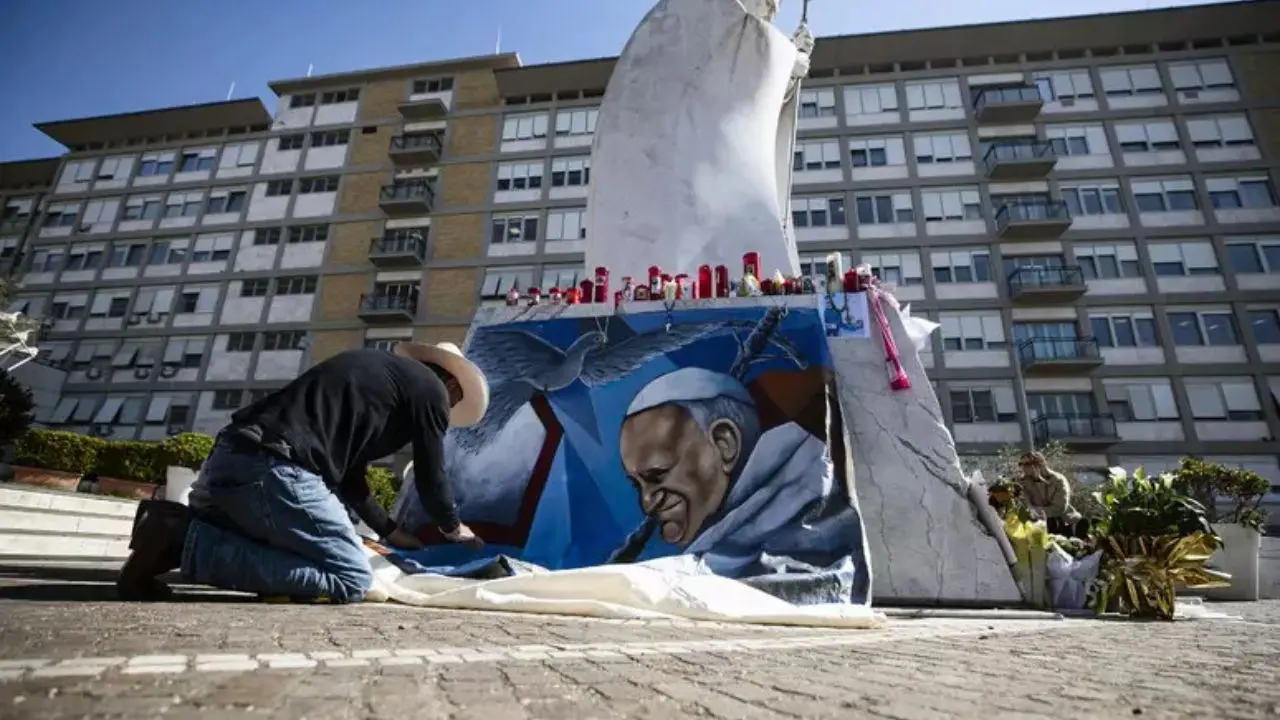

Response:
(0, 486), (136, 563)
(0, 485), (139, 519)
(0, 530), (131, 560)
(0, 507), (134, 537)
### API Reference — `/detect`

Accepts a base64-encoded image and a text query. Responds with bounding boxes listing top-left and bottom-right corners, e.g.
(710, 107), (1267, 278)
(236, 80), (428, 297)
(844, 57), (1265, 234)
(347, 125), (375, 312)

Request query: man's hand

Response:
(384, 527), (424, 550)
(443, 522), (484, 550)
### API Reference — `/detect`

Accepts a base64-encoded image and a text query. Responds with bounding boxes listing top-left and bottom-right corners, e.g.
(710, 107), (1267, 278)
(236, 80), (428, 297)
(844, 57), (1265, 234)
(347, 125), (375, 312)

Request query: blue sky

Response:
(0, 0), (1225, 161)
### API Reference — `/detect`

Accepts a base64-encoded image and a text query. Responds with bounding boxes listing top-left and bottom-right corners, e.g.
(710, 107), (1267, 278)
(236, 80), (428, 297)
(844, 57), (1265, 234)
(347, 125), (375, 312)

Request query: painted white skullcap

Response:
(625, 368), (754, 418)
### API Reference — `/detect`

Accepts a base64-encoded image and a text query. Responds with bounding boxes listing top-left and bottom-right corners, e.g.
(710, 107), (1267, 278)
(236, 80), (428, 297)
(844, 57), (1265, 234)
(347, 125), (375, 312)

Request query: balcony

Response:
(1007, 266), (1087, 303)
(995, 200), (1072, 240)
(379, 181), (435, 215)
(973, 85), (1044, 123)
(1032, 415), (1120, 447)
(0, 219), (27, 235)
(368, 234), (428, 268)
(389, 134), (443, 166)
(398, 96), (449, 120)
(982, 141), (1057, 180)
(358, 293), (418, 323)
(1017, 337), (1104, 374)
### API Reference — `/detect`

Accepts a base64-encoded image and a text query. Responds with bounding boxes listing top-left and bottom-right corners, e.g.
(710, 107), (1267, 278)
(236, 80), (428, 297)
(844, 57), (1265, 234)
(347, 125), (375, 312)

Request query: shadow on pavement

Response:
(0, 565), (251, 603)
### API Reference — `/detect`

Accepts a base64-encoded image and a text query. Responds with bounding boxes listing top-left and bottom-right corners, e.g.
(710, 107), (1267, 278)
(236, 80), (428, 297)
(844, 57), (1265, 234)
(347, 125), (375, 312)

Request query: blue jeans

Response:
(180, 439), (373, 603)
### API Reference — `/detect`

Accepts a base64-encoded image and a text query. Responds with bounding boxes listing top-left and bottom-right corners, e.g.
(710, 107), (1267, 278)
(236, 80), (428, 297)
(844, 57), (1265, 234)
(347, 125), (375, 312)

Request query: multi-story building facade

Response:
(4, 1), (1280, 492)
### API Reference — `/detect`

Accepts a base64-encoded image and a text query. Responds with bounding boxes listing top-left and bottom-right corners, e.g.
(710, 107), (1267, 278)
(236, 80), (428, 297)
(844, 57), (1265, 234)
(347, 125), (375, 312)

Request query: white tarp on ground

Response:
(364, 548), (884, 629)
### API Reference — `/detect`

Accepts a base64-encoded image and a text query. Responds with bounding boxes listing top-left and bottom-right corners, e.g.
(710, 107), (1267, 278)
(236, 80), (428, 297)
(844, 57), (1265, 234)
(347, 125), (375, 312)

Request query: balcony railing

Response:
(982, 141), (1057, 178)
(974, 85), (1044, 122)
(1017, 337), (1102, 365)
(378, 181), (435, 214)
(994, 200), (1072, 237)
(359, 293), (418, 315)
(1032, 414), (1119, 444)
(390, 134), (442, 153)
(368, 235), (428, 265)
(1007, 266), (1085, 293)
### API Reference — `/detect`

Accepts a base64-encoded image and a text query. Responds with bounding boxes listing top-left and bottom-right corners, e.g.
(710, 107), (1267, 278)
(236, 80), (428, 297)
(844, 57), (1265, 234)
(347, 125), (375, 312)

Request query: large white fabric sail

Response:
(583, 0), (803, 283)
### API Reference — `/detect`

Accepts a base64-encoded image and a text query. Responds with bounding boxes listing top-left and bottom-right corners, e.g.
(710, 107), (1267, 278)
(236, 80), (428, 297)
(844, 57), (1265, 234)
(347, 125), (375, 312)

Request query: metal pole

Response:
(1011, 336), (1036, 452)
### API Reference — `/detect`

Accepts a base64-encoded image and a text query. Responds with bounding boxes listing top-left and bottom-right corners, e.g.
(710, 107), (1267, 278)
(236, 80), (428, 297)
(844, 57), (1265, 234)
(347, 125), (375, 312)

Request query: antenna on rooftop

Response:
(306, 63), (314, 78)
(495, 26), (502, 54)
(226, 81), (236, 101)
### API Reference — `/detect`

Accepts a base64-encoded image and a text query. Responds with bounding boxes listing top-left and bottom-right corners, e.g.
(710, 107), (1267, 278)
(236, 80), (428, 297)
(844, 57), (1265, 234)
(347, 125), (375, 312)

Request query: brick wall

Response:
(316, 273), (370, 320)
(338, 172), (388, 215)
(414, 325), (470, 345)
(430, 213), (486, 260)
(440, 162), (490, 207)
(308, 329), (364, 366)
(349, 125), (393, 166)
(326, 221), (381, 266)
(447, 114), (497, 157)
(1239, 51), (1280, 161)
(454, 69), (500, 110)
(358, 79), (407, 122)
(424, 268), (480, 316)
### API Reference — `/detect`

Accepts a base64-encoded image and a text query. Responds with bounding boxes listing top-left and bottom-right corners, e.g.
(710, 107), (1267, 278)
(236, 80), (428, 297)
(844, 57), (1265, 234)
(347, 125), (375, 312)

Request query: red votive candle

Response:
(648, 265), (662, 296)
(760, 278), (775, 295)
(527, 287), (541, 306)
(674, 273), (689, 299)
(842, 269), (859, 293)
(593, 266), (609, 304)
(659, 274), (672, 301)
(613, 290), (623, 311)
(565, 287), (579, 304)
(783, 277), (796, 295)
(743, 252), (760, 279)
(697, 265), (713, 300)
(579, 279), (594, 303)
(714, 265), (730, 298)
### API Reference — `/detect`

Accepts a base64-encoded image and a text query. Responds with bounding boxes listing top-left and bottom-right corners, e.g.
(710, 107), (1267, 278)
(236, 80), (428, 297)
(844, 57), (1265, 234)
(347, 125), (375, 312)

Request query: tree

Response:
(961, 440), (1106, 520)
(1, 277), (35, 350)
(0, 369), (35, 446)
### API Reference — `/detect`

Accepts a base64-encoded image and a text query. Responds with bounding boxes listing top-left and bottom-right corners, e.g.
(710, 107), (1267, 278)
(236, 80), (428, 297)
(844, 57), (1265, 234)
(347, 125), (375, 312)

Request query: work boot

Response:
(117, 500), (191, 601)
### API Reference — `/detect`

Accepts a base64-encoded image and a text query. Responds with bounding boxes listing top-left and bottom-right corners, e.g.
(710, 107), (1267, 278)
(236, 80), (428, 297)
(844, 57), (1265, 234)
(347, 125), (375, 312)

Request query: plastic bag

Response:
(899, 304), (940, 354)
(1046, 546), (1102, 611)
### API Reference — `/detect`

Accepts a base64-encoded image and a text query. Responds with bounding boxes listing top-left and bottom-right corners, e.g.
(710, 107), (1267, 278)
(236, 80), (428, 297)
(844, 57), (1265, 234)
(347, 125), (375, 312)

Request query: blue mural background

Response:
(392, 305), (871, 605)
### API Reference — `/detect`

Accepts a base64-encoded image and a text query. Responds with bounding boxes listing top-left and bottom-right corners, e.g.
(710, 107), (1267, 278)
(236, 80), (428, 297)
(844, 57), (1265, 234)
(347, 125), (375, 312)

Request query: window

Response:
(1104, 381), (1179, 422)
(148, 239), (187, 266)
(554, 108), (598, 136)
(1225, 238), (1280, 274)
(212, 390), (243, 411)
(31, 250), (64, 273)
(254, 228), (282, 246)
(241, 279), (270, 297)
(1168, 59), (1235, 92)
(904, 79), (961, 110)
(309, 129), (350, 147)
(1132, 178), (1198, 212)
(798, 252), (852, 292)
(491, 213), (539, 245)
(931, 249), (991, 284)
(1185, 380), (1261, 421)
(1090, 311), (1159, 348)
(1033, 70), (1095, 102)
(287, 225), (329, 244)
(178, 151), (215, 172)
(96, 156), (131, 180)
(205, 190), (247, 214)
(1186, 115), (1254, 149)
(88, 291), (130, 318)
(502, 113), (549, 142)
(921, 188), (981, 221)
(191, 235), (233, 263)
(274, 276), (318, 295)
(546, 209), (586, 241)
(1075, 242), (1141, 279)
(1114, 120), (1181, 153)
(790, 197), (847, 228)
(137, 153), (175, 177)
(277, 135), (305, 151)
(1168, 310), (1239, 346)
(1149, 241), (1219, 276)
(262, 331), (305, 351)
(1027, 392), (1096, 419)
(799, 88), (837, 118)
(1207, 176), (1277, 209)
(365, 338), (400, 352)
(862, 251), (923, 286)
(412, 77), (454, 94)
(793, 140), (841, 171)
(63, 245), (104, 271)
(177, 292), (199, 313)
(550, 157), (591, 187)
(221, 142), (259, 168)
(542, 265), (584, 289)
(1099, 64), (1163, 96)
(913, 133), (972, 164)
(60, 160), (96, 184)
(107, 242), (146, 268)
(496, 162), (544, 191)
(1044, 124), (1107, 156)
(1060, 182), (1125, 217)
(845, 83), (900, 116)
(163, 192), (203, 218)
(225, 333), (256, 352)
(298, 176), (339, 194)
(288, 94), (316, 109)
(42, 204), (79, 227)
(1248, 309), (1280, 344)
(848, 137), (905, 167)
(47, 296), (85, 320)
(939, 313), (1007, 351)
(950, 387), (1017, 423)
(480, 267), (535, 300)
(319, 88), (359, 104)
(855, 191), (914, 225)
(122, 196), (162, 221)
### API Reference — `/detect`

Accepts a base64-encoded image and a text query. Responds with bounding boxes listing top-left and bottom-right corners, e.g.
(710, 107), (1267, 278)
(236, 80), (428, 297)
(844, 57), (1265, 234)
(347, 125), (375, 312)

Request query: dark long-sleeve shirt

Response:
(231, 348), (460, 537)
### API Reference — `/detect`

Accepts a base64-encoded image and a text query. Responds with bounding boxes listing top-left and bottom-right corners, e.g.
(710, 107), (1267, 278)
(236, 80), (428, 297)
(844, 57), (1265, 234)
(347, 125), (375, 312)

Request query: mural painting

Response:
(393, 305), (871, 606)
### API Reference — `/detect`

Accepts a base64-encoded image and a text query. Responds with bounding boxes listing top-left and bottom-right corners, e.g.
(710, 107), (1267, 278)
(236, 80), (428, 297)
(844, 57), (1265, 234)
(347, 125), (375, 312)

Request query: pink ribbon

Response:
(868, 286), (911, 392)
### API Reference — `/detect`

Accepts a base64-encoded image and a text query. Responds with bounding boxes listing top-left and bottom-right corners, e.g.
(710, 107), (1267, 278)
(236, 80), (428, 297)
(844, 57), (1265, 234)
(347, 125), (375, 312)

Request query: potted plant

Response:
(1090, 466), (1228, 620)
(1173, 457), (1270, 601)
(159, 433), (215, 504)
(10, 429), (104, 491)
(95, 440), (165, 500)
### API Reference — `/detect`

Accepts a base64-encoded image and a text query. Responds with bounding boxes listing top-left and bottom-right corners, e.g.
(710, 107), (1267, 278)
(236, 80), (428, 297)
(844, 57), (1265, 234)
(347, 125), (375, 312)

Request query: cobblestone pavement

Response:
(1, 576), (1279, 719)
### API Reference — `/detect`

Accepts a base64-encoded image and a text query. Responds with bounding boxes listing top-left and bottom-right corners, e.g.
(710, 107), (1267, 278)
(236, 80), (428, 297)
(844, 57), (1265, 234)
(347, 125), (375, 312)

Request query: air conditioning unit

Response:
(1060, 98), (1075, 107)
(92, 424), (114, 437)
(85, 367), (104, 380)
(146, 313), (162, 324)
(159, 365), (179, 378)
(127, 316), (142, 325)
(78, 223), (93, 232)
(1184, 89), (1200, 99)
(166, 424), (185, 436)
(133, 367), (151, 379)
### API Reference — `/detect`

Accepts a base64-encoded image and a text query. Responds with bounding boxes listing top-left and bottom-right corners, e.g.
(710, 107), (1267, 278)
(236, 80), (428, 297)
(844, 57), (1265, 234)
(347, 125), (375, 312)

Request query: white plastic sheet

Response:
(364, 550), (884, 629)
(1046, 547), (1101, 611)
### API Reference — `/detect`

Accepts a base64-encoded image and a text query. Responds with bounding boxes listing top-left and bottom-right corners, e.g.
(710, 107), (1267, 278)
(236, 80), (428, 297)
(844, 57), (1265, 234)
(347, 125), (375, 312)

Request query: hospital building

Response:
(3, 0), (1280, 490)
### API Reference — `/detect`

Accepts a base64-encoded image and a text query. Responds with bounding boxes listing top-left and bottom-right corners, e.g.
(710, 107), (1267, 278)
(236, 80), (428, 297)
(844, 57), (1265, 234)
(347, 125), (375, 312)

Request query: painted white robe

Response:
(583, 0), (806, 283)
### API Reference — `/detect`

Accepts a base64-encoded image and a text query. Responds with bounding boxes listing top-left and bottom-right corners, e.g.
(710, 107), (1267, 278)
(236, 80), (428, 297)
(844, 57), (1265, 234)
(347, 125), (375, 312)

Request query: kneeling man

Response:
(117, 342), (488, 603)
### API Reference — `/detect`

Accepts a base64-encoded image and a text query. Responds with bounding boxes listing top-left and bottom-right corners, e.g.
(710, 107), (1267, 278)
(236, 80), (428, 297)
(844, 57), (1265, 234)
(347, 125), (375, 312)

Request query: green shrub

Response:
(0, 370), (34, 447)
(96, 441), (165, 484)
(1173, 456), (1271, 531)
(159, 433), (215, 471)
(367, 466), (400, 512)
(13, 429), (104, 475)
